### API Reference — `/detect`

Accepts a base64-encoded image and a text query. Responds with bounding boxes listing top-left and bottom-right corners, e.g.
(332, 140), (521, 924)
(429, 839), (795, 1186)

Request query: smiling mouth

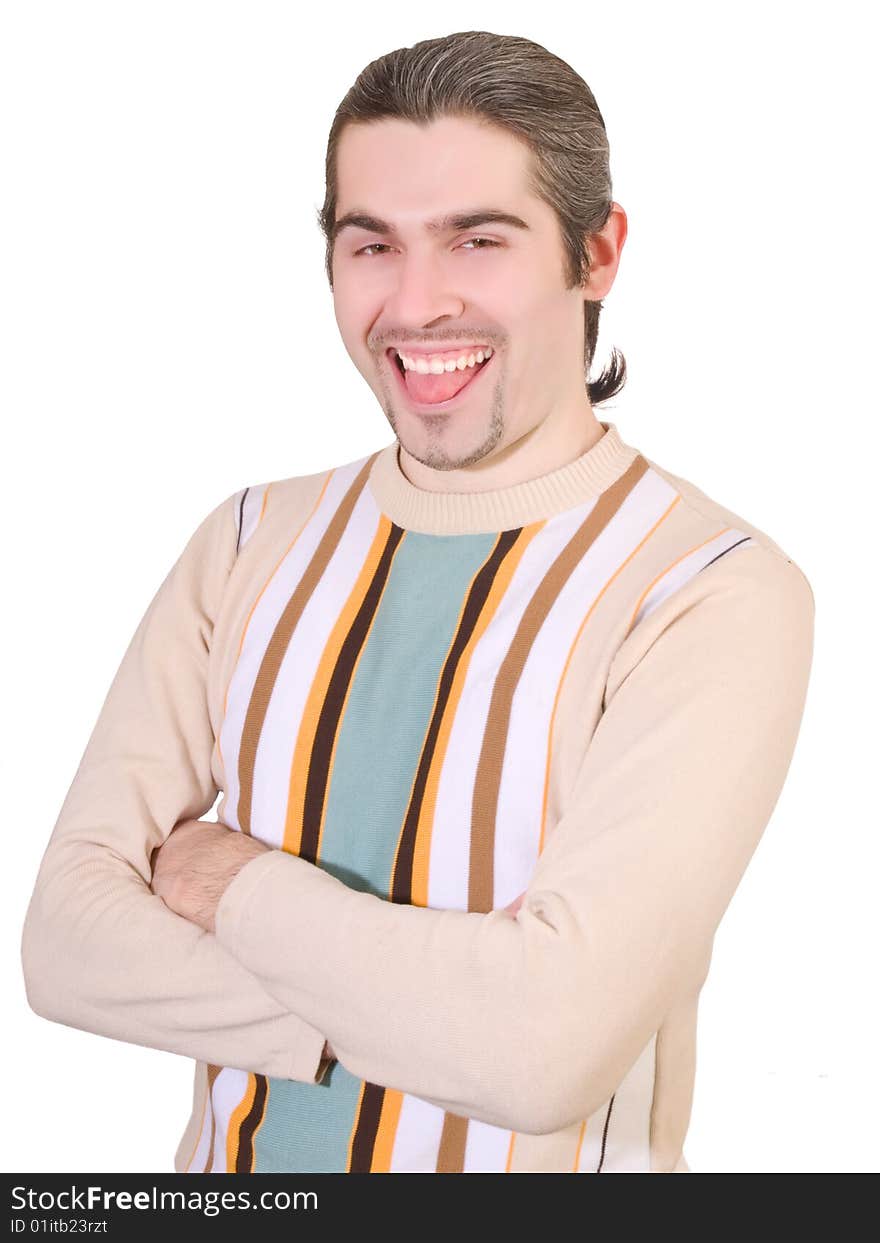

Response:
(386, 348), (495, 410)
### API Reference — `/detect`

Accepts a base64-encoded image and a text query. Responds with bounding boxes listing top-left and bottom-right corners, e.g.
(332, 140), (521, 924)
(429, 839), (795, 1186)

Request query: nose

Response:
(384, 251), (466, 326)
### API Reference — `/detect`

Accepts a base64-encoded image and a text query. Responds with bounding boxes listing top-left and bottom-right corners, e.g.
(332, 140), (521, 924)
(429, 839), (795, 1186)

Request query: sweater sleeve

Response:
(20, 491), (331, 1085)
(213, 543), (815, 1134)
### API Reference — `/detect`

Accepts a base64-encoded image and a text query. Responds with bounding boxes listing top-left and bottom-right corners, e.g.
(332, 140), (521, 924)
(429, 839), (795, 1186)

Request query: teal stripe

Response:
(318, 531), (496, 898)
(254, 532), (495, 1172)
(253, 1065), (364, 1173)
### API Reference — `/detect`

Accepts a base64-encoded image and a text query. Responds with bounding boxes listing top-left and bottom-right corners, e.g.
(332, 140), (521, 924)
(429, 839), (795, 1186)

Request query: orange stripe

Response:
(626, 521), (732, 633)
(345, 1080), (369, 1170)
(571, 1118), (587, 1171)
(226, 1073), (258, 1173)
(370, 1089), (406, 1172)
(257, 483), (271, 526)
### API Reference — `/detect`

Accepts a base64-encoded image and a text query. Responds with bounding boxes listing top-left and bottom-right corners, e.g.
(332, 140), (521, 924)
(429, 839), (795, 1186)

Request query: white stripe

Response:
(208, 1068), (250, 1173)
(463, 1116), (515, 1172)
(631, 530), (756, 630)
(237, 484), (269, 552)
(387, 1094), (448, 1172)
(217, 456), (370, 837)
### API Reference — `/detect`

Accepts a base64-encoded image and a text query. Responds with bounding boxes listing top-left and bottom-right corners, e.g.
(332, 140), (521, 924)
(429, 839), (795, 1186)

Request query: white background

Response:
(2, 1), (877, 1174)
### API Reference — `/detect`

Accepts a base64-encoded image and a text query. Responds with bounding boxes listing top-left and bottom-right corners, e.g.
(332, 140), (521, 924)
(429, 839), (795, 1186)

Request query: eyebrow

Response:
(331, 208), (531, 246)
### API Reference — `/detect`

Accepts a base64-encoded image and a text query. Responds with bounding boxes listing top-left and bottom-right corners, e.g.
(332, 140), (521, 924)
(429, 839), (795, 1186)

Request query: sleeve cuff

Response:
(215, 847), (282, 946)
(289, 1017), (334, 1085)
(216, 849), (334, 1085)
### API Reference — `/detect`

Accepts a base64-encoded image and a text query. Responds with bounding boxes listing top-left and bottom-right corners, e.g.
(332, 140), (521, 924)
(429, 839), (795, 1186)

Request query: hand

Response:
(503, 890), (525, 917)
(149, 818), (270, 934)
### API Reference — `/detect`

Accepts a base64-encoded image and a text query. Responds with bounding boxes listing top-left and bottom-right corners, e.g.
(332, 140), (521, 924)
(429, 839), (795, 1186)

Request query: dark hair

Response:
(316, 30), (626, 407)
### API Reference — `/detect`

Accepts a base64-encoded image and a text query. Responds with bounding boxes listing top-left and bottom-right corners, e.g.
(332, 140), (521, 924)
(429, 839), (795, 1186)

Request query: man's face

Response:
(329, 114), (593, 472)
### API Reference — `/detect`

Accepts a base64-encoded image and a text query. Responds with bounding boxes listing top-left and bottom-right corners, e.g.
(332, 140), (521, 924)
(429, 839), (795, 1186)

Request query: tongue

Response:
(404, 358), (486, 404)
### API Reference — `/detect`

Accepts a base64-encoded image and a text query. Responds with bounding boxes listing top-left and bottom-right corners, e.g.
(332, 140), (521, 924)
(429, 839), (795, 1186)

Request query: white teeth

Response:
(397, 346), (492, 374)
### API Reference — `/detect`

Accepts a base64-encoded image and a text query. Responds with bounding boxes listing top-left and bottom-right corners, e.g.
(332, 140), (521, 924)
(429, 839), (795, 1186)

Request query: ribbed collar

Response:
(367, 420), (639, 535)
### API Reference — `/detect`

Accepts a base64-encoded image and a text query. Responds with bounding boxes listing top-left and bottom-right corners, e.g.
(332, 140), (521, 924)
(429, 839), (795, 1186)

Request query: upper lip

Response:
(388, 344), (490, 356)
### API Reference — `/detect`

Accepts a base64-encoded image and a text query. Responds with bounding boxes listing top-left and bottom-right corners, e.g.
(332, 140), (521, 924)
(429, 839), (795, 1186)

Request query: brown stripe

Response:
(300, 522), (405, 862)
(202, 1063), (222, 1173)
(433, 530), (534, 1174)
(436, 1112), (470, 1173)
(469, 454), (650, 911)
(236, 454), (379, 835)
(391, 528), (525, 903)
(235, 1075), (268, 1173)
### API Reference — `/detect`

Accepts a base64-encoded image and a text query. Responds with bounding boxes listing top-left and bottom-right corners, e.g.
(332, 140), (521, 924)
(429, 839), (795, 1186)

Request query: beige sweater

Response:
(21, 421), (814, 1173)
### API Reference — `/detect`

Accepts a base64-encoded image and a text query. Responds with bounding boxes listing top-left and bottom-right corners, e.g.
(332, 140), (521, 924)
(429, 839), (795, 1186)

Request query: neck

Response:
(368, 418), (639, 536)
(397, 403), (607, 496)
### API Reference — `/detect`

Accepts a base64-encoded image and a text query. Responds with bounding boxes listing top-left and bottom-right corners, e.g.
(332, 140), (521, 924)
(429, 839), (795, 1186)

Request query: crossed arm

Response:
(20, 488), (814, 1136)
(147, 818), (525, 1066)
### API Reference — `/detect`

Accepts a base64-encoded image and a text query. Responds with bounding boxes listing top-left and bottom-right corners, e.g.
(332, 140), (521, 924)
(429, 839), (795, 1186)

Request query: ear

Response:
(582, 201), (628, 301)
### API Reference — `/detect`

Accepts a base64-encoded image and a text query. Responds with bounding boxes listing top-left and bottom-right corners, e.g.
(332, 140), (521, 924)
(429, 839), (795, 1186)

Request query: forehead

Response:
(334, 115), (537, 227)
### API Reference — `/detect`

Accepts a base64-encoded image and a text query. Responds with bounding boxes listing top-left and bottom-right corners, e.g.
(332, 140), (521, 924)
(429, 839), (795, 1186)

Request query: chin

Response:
(398, 414), (507, 473)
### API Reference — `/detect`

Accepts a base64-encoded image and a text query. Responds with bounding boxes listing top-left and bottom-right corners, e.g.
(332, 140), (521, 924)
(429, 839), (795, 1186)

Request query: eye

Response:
(354, 237), (501, 257)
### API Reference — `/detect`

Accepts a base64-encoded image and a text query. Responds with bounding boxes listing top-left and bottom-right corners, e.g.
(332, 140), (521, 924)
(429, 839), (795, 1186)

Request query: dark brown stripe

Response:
(236, 454), (380, 835)
(235, 487), (249, 556)
(596, 1094), (615, 1172)
(300, 522), (405, 862)
(391, 528), (525, 904)
(699, 534), (751, 571)
(348, 1081), (387, 1172)
(235, 1075), (268, 1173)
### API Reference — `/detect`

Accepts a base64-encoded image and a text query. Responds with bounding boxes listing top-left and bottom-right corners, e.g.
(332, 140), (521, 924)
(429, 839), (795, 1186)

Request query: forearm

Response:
(21, 843), (330, 1083)
(216, 852), (575, 1132)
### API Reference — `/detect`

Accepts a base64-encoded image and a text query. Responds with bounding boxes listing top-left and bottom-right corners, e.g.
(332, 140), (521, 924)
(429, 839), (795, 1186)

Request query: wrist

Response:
(207, 833), (270, 933)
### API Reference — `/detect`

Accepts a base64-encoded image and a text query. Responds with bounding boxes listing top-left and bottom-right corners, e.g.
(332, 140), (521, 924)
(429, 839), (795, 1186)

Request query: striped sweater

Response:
(21, 420), (815, 1173)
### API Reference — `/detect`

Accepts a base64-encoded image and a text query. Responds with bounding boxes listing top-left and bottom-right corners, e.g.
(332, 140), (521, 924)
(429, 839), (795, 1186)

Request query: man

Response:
(21, 31), (814, 1173)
